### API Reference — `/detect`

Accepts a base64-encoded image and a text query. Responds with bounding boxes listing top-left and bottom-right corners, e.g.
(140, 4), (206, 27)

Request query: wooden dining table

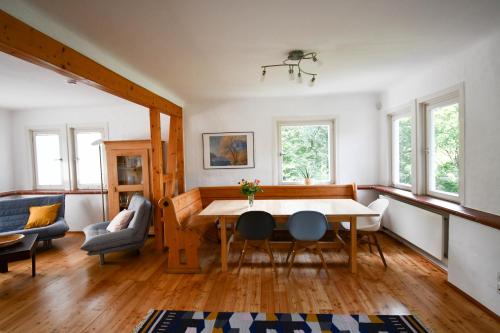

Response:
(198, 198), (379, 274)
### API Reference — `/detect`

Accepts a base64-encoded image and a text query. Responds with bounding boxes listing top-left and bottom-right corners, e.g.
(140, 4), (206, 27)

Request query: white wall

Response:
(448, 215), (500, 315)
(379, 30), (500, 215)
(184, 93), (380, 189)
(0, 108), (13, 191)
(8, 103), (169, 189)
(3, 103), (169, 231)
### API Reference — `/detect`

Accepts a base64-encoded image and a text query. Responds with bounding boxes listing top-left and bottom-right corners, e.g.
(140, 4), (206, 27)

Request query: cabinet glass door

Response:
(108, 149), (150, 218)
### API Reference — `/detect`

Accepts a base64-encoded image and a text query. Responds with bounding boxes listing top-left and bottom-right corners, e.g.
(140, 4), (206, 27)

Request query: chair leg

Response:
(373, 233), (387, 268)
(367, 234), (373, 253)
(237, 240), (248, 274)
(285, 241), (295, 263)
(264, 240), (277, 275)
(287, 243), (298, 277)
(99, 253), (105, 265)
(315, 243), (330, 277)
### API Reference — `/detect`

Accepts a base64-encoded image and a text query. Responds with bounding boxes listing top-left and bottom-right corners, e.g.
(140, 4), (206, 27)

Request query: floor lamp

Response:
(91, 139), (106, 222)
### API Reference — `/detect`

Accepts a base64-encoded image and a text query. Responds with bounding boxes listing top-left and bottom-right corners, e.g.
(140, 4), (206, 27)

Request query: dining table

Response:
(198, 198), (379, 274)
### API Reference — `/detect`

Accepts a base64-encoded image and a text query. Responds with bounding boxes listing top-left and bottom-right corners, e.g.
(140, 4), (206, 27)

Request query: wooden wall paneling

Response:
(149, 108), (164, 249)
(0, 10), (181, 117)
(198, 184), (358, 207)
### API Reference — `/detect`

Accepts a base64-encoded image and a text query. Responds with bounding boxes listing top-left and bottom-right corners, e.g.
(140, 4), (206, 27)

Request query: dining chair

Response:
(341, 198), (389, 267)
(286, 210), (329, 277)
(235, 211), (277, 274)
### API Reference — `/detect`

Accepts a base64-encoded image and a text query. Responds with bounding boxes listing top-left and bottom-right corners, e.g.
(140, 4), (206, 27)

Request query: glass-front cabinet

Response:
(104, 140), (152, 219)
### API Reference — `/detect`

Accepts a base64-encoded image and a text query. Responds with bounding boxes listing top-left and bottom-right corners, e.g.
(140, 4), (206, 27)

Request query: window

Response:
(31, 130), (65, 188)
(30, 125), (106, 190)
(425, 99), (461, 201)
(72, 129), (104, 189)
(391, 114), (412, 189)
(278, 120), (334, 184)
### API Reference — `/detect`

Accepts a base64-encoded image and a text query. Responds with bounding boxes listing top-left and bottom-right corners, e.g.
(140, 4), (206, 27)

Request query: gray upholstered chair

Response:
(286, 210), (329, 277)
(236, 211), (276, 274)
(81, 195), (152, 264)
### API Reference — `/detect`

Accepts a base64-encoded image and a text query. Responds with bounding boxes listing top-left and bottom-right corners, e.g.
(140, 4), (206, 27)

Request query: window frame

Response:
(424, 96), (462, 202)
(69, 126), (107, 190)
(30, 128), (68, 190)
(276, 119), (336, 185)
(416, 83), (465, 203)
(390, 110), (414, 191)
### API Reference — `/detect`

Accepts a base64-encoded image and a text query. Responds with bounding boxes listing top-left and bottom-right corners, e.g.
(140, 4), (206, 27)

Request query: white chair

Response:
(341, 198), (389, 267)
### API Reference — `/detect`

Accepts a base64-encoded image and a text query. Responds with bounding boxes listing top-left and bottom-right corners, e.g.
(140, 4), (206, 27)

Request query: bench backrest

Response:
(160, 188), (203, 247)
(198, 184), (357, 208)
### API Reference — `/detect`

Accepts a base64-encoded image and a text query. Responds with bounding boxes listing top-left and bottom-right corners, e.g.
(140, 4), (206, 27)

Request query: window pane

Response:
(280, 124), (331, 182)
(34, 133), (63, 186)
(75, 131), (103, 186)
(394, 116), (412, 185)
(429, 103), (459, 195)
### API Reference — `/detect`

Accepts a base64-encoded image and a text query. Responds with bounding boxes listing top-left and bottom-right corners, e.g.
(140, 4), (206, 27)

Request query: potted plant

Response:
(238, 179), (263, 207)
(299, 167), (313, 185)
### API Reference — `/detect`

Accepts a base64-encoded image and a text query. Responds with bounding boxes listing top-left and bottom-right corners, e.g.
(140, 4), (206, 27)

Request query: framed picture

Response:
(202, 132), (255, 169)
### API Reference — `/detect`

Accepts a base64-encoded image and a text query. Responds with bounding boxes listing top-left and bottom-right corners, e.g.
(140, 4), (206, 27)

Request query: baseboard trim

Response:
(381, 228), (447, 273)
(445, 281), (500, 320)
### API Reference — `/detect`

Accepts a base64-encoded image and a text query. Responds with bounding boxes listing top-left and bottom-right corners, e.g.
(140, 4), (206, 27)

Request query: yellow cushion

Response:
(24, 203), (61, 229)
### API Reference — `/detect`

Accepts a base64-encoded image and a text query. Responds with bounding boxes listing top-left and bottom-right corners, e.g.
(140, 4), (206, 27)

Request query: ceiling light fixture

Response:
(261, 50), (319, 86)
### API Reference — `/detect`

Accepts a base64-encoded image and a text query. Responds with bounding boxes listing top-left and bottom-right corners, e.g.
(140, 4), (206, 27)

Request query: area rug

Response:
(135, 310), (430, 333)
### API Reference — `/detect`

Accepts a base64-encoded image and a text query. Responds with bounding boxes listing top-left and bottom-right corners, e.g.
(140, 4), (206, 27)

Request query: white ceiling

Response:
(0, 51), (140, 110)
(4, 0), (500, 102)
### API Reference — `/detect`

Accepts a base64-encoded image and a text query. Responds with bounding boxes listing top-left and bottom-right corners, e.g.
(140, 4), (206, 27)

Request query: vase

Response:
(247, 194), (255, 207)
(304, 178), (313, 185)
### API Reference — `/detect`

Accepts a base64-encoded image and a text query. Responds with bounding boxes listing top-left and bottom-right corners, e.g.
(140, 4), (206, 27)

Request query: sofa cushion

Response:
(106, 209), (134, 232)
(25, 203), (62, 229)
(0, 217), (69, 240)
(0, 195), (65, 233)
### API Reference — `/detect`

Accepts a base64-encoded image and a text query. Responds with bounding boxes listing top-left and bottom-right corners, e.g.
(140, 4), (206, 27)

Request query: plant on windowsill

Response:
(298, 167), (313, 185)
(238, 179), (263, 207)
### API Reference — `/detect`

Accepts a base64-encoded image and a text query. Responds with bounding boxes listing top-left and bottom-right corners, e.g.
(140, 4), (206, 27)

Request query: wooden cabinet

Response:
(104, 140), (164, 219)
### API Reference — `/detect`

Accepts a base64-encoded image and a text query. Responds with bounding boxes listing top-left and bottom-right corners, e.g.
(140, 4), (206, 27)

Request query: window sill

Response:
(369, 185), (500, 230)
(0, 189), (108, 198)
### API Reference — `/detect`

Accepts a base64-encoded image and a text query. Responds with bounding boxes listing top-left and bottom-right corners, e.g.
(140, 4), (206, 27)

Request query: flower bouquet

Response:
(238, 179), (263, 207)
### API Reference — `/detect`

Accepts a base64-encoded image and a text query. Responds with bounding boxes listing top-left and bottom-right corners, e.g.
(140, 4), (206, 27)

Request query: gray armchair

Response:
(81, 195), (152, 264)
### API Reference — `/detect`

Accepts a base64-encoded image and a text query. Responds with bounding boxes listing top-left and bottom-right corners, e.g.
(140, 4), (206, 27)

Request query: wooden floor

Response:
(0, 233), (498, 333)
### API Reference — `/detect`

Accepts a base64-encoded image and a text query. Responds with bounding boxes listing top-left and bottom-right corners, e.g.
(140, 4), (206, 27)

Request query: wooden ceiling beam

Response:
(0, 10), (182, 117)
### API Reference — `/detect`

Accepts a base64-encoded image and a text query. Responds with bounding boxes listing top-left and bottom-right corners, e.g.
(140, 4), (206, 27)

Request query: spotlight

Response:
(288, 66), (295, 80)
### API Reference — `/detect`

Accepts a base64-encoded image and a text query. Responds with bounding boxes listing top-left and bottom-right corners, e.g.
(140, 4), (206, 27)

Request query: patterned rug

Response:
(135, 310), (430, 333)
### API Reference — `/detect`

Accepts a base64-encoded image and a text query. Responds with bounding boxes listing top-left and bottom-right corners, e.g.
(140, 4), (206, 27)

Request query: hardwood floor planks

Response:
(0, 233), (498, 333)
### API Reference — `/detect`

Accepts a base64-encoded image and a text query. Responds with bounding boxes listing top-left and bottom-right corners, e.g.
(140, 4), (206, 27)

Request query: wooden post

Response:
(176, 115), (185, 194)
(149, 108), (164, 249)
(166, 116), (179, 197)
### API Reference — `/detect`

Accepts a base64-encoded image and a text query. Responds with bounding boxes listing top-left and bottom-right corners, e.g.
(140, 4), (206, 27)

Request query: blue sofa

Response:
(0, 195), (69, 245)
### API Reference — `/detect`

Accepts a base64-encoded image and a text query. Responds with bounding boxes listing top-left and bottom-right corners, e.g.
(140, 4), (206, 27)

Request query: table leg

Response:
(0, 260), (7, 273)
(32, 253), (36, 277)
(220, 216), (228, 272)
(350, 217), (357, 274)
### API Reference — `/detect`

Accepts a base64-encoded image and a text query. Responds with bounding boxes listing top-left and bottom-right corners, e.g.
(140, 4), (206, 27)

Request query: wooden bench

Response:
(160, 184), (357, 273)
(159, 188), (216, 273)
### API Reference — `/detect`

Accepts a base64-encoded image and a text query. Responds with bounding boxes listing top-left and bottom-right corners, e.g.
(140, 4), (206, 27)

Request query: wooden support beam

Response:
(0, 10), (181, 117)
(165, 116), (180, 197)
(149, 108), (164, 250)
(176, 115), (185, 194)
